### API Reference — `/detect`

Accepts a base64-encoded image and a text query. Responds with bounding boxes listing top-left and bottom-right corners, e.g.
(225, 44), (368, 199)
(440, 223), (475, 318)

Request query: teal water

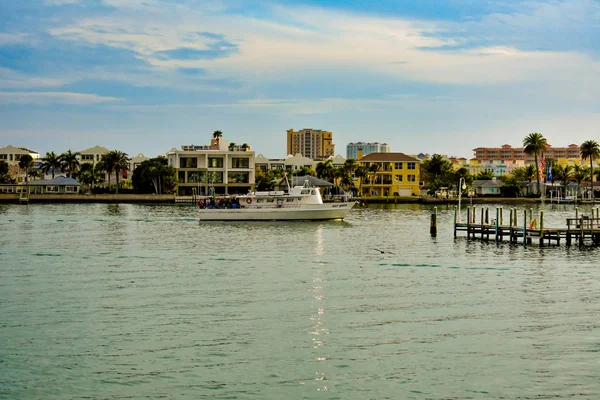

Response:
(1, 203), (599, 399)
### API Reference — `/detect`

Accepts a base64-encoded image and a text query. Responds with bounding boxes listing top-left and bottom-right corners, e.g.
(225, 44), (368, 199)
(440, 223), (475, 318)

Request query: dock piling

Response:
(430, 207), (437, 237)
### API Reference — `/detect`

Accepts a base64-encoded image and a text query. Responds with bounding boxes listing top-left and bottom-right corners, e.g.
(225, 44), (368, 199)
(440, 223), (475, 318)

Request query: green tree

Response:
(132, 156), (177, 194)
(368, 162), (380, 196)
(294, 165), (315, 176)
(315, 159), (333, 182)
(573, 165), (590, 199)
(421, 154), (455, 192)
(241, 143), (249, 151)
(580, 140), (600, 201)
(18, 154), (34, 183)
(213, 130), (223, 139)
(552, 164), (573, 198)
(99, 152), (116, 191)
(474, 170), (494, 180)
(255, 169), (277, 191)
(0, 160), (15, 184)
(41, 151), (61, 179)
(59, 150), (80, 178)
(523, 132), (547, 196)
(111, 150), (130, 194)
(79, 163), (105, 193)
(228, 142), (237, 151)
(355, 165), (368, 196)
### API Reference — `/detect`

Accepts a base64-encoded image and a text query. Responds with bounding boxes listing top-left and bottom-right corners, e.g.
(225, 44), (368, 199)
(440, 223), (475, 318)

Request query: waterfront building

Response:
(469, 159), (508, 177)
(0, 145), (41, 183)
(286, 129), (335, 161)
(167, 137), (255, 196)
(357, 152), (421, 197)
(78, 145), (111, 166)
(346, 142), (390, 160)
(473, 178), (504, 196)
(255, 154), (347, 174)
(128, 154), (150, 175)
(473, 143), (581, 163)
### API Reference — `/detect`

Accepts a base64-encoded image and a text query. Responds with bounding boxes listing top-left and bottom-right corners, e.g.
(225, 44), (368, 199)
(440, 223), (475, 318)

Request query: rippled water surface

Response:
(1, 203), (599, 399)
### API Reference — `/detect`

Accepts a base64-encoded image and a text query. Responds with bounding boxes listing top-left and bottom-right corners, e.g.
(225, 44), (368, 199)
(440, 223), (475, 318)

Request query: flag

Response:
(547, 162), (552, 183)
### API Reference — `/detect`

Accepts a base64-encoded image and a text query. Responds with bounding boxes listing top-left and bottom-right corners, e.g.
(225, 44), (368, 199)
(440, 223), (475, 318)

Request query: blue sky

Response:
(1, 0), (599, 159)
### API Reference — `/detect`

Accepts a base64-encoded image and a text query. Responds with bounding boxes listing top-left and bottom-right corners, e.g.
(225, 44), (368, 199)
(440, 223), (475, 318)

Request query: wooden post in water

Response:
(466, 206), (471, 239)
(539, 210), (545, 246)
(500, 208), (503, 226)
(523, 209), (527, 247)
(495, 207), (500, 243)
(509, 209), (514, 243)
(485, 208), (489, 224)
(453, 206), (457, 238)
(430, 207), (437, 237)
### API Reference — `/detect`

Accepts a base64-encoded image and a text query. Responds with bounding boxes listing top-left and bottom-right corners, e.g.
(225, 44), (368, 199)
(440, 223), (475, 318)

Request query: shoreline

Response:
(0, 193), (547, 205)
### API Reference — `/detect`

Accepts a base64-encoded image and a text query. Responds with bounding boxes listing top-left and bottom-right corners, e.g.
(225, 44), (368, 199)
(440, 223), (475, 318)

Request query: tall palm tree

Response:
(573, 165), (589, 200)
(99, 152), (116, 191)
(41, 151), (61, 179)
(241, 143), (249, 151)
(580, 140), (600, 201)
(110, 150), (130, 193)
(18, 154), (34, 183)
(59, 150), (80, 178)
(213, 130), (223, 139)
(315, 159), (333, 181)
(552, 164), (573, 198)
(368, 163), (381, 196)
(523, 132), (547, 196)
(355, 165), (368, 196)
(228, 142), (237, 151)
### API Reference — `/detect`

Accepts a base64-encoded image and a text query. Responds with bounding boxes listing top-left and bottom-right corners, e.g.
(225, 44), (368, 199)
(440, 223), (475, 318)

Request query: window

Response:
(207, 171), (223, 183)
(232, 158), (249, 168)
(188, 171), (206, 183)
(46, 186), (59, 192)
(179, 157), (198, 168)
(0, 154), (7, 160)
(81, 155), (94, 161)
(208, 157), (223, 168)
(394, 162), (403, 169)
(65, 186), (78, 193)
(407, 162), (416, 170)
(394, 174), (403, 182)
(178, 171), (186, 183)
(228, 172), (249, 183)
(408, 175), (416, 182)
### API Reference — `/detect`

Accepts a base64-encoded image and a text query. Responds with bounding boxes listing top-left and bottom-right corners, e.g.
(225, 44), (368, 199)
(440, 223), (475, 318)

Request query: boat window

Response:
(301, 190), (310, 195)
(257, 199), (264, 203)
(297, 197), (302, 201)
(311, 190), (316, 195)
(286, 198), (294, 202)
(267, 198), (275, 202)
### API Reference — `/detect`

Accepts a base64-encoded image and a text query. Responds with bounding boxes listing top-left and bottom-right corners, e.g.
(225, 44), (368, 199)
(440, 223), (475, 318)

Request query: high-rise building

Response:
(472, 143), (581, 162)
(286, 129), (335, 160)
(346, 142), (390, 160)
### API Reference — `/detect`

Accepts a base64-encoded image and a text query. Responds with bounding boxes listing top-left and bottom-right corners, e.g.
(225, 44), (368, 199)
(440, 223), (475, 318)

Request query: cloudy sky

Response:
(1, 0), (599, 158)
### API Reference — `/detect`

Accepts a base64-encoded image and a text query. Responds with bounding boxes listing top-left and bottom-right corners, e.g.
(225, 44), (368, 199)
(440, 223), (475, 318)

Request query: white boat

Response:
(197, 179), (356, 221)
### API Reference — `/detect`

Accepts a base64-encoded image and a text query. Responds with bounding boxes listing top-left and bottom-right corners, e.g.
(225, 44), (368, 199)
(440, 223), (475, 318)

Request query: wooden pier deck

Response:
(453, 206), (600, 247)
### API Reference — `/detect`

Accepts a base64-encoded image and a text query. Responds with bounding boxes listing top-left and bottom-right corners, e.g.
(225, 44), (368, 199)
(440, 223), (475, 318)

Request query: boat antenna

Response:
(284, 171), (291, 193)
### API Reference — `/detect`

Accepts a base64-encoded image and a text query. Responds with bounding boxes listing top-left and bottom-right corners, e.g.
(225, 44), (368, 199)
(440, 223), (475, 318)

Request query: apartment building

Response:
(473, 143), (581, 163)
(357, 152), (421, 197)
(347, 142), (390, 160)
(286, 128), (335, 161)
(167, 137), (255, 196)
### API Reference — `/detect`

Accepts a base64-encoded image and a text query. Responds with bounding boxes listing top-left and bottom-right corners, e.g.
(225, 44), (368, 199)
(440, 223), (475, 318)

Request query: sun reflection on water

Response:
(310, 225), (329, 392)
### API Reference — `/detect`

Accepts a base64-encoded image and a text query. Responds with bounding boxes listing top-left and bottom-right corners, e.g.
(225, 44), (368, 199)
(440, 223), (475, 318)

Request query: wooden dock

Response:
(453, 206), (600, 247)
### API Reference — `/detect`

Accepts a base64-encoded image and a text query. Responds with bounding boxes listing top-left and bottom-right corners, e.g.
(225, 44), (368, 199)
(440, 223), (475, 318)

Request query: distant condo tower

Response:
(286, 128), (335, 161)
(347, 142), (390, 160)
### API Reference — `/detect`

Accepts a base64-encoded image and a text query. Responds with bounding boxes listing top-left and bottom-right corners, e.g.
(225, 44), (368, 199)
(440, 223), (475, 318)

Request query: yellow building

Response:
(286, 128), (335, 161)
(357, 153), (421, 197)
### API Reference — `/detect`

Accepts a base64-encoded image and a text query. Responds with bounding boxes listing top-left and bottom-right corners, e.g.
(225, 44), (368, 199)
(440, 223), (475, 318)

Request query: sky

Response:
(1, 0), (599, 159)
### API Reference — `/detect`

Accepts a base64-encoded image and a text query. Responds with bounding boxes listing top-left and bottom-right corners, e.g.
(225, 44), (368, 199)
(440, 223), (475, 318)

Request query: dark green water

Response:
(1, 203), (599, 399)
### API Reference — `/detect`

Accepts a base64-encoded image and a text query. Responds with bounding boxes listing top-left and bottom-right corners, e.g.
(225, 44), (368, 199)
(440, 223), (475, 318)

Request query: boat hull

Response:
(198, 202), (357, 221)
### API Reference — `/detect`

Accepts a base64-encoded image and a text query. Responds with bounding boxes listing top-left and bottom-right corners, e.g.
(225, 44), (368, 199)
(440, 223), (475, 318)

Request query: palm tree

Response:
(228, 142), (237, 151)
(368, 163), (380, 196)
(241, 143), (249, 151)
(18, 155), (34, 183)
(111, 150), (130, 194)
(573, 165), (589, 200)
(355, 165), (368, 196)
(580, 140), (600, 201)
(552, 164), (573, 198)
(213, 130), (223, 140)
(315, 159), (333, 181)
(59, 150), (80, 178)
(523, 132), (547, 196)
(99, 152), (116, 191)
(41, 151), (61, 179)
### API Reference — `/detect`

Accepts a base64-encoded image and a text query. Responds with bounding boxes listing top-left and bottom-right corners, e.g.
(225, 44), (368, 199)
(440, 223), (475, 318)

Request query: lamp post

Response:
(458, 177), (467, 222)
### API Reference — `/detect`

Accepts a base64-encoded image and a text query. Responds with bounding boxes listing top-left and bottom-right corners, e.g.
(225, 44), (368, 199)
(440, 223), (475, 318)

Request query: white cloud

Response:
(43, 0), (80, 5)
(0, 91), (123, 105)
(0, 68), (68, 89)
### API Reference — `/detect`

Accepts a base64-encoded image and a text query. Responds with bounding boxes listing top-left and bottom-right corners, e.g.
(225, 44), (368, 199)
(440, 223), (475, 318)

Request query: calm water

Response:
(1, 203), (599, 399)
